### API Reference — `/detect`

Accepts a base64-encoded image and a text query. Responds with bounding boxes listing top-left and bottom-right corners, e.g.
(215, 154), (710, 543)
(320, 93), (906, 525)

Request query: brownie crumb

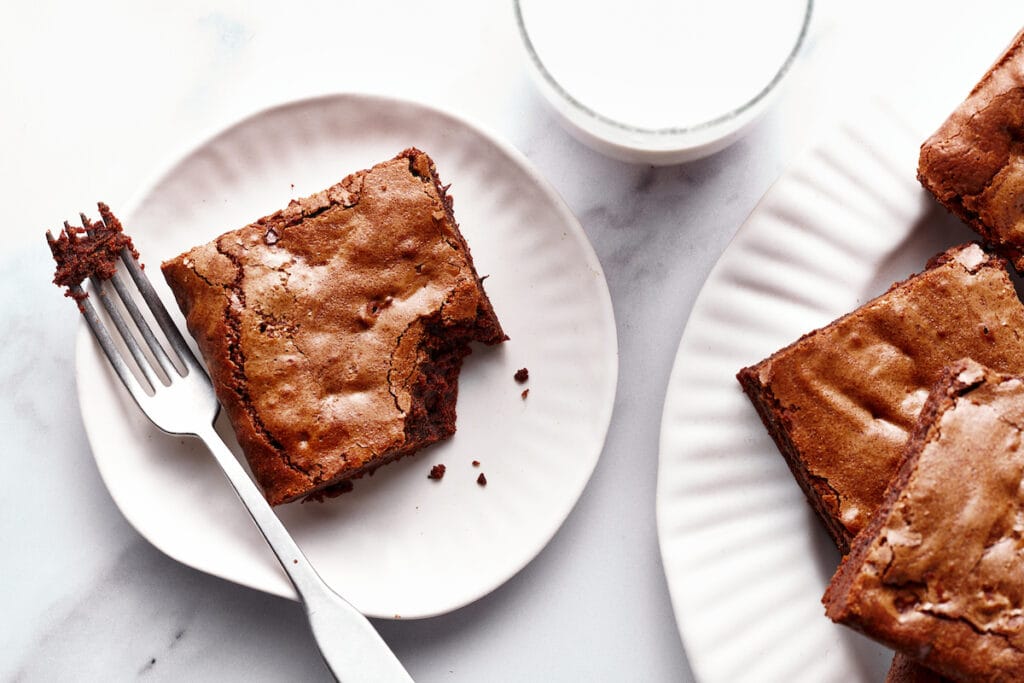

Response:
(521, 388), (529, 400)
(47, 202), (137, 299)
(477, 473), (487, 486)
(428, 464), (446, 480)
(514, 367), (529, 383)
(472, 460), (480, 467)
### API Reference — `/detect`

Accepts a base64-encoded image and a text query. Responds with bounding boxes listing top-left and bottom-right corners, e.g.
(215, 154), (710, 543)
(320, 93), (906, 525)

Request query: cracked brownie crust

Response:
(737, 243), (1024, 553)
(824, 359), (1024, 681)
(161, 149), (505, 505)
(918, 28), (1024, 271)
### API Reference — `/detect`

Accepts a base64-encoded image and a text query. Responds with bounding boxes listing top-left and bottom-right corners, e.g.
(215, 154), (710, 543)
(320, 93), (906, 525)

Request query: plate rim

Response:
(654, 103), (938, 679)
(73, 92), (619, 618)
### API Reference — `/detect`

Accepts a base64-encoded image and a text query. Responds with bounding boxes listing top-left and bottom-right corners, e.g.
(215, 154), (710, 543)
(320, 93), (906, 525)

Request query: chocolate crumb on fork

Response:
(48, 205), (173, 382)
(47, 202), (137, 301)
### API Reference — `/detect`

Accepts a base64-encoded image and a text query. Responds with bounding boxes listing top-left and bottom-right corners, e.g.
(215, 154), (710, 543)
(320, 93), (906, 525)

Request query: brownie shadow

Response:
(869, 191), (1024, 310)
(865, 193), (979, 299)
(806, 506), (893, 681)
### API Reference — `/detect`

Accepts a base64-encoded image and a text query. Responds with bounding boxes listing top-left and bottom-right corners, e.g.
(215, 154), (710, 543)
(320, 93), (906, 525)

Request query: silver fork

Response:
(47, 215), (412, 683)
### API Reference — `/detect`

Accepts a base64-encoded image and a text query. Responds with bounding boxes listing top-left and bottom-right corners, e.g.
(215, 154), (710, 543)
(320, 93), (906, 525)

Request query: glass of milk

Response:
(515, 0), (812, 164)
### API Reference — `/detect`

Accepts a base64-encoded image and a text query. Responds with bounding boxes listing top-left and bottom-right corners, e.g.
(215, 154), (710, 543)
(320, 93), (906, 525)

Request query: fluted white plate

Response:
(656, 103), (978, 681)
(75, 94), (617, 619)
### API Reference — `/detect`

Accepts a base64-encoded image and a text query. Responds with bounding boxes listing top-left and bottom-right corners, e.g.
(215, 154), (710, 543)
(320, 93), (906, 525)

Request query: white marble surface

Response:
(2, 2), (1022, 681)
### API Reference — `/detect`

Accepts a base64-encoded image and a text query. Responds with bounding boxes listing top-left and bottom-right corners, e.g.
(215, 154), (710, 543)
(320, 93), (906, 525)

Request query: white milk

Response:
(518, 0), (809, 131)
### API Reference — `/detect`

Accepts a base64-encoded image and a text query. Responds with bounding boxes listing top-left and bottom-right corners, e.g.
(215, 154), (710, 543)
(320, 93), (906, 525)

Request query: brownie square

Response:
(737, 243), (1024, 552)
(918, 28), (1024, 271)
(825, 359), (1024, 680)
(162, 149), (505, 505)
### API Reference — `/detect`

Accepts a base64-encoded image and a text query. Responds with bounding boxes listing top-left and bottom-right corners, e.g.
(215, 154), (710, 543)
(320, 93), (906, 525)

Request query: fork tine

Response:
(45, 228), (63, 260)
(93, 205), (200, 372)
(82, 214), (182, 381)
(89, 275), (162, 391)
(71, 281), (151, 404)
(50, 221), (158, 391)
(118, 244), (205, 376)
(108, 272), (184, 377)
(75, 216), (163, 391)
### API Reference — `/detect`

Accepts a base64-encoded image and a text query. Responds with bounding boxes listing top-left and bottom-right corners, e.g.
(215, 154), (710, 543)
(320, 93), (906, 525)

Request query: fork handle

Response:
(195, 423), (413, 683)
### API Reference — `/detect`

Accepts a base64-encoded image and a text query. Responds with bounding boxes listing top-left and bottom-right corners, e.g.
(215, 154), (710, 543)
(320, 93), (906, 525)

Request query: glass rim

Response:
(514, 0), (815, 139)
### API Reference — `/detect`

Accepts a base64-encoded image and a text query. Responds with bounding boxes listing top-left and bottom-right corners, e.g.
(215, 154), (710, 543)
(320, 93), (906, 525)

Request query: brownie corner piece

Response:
(824, 358), (1024, 681)
(917, 28), (1024, 271)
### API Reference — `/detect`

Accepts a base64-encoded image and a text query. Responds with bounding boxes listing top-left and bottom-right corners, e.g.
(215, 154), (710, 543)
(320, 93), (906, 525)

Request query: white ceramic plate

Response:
(656, 103), (980, 680)
(75, 94), (617, 619)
